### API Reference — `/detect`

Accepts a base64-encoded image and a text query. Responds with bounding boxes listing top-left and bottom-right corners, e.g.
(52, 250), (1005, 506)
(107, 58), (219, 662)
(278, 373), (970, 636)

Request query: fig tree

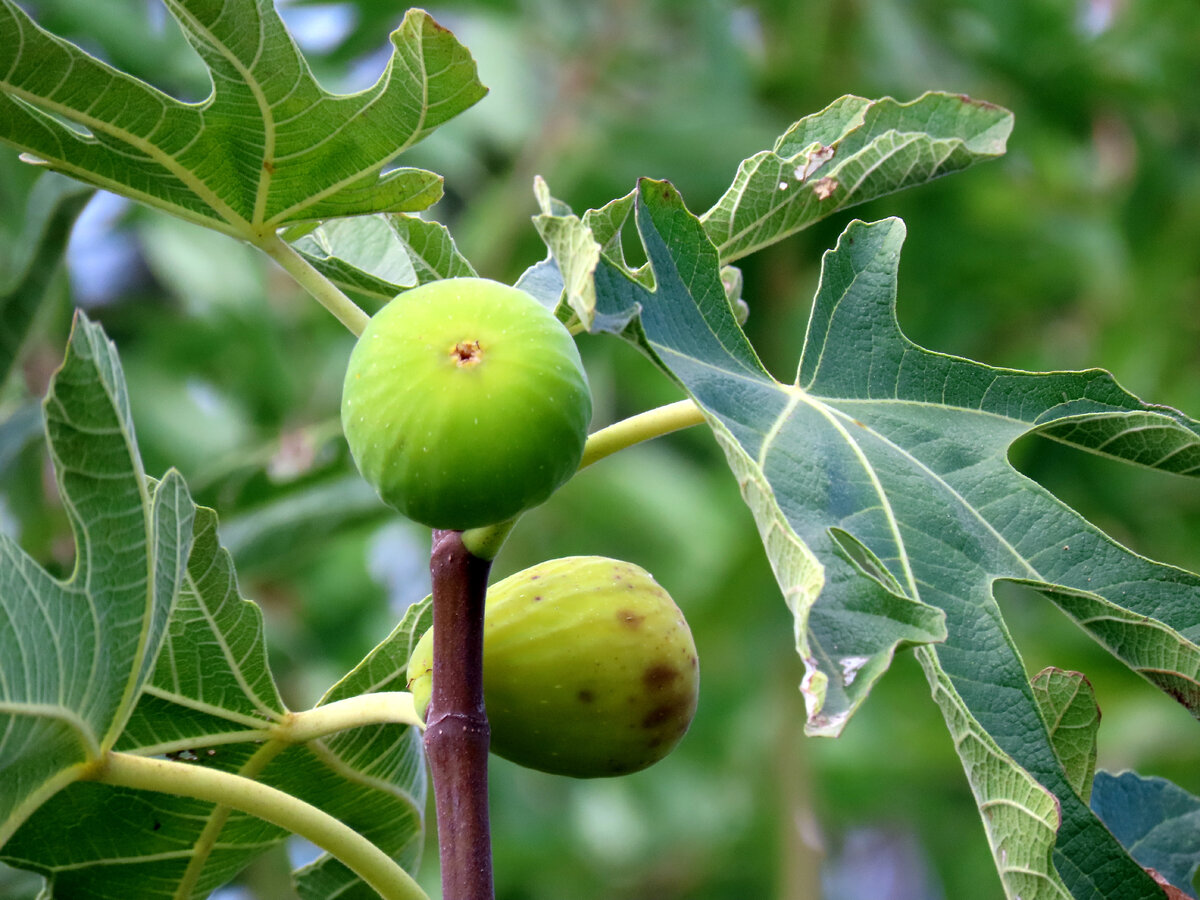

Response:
(341, 278), (592, 530)
(408, 556), (699, 778)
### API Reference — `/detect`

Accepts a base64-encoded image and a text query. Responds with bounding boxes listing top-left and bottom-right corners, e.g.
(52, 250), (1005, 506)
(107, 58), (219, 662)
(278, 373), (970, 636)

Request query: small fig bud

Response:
(341, 278), (592, 530)
(407, 556), (699, 778)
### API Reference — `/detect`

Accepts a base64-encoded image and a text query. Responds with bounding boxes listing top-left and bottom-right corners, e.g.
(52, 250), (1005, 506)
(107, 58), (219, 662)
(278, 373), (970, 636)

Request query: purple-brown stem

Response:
(426, 529), (495, 900)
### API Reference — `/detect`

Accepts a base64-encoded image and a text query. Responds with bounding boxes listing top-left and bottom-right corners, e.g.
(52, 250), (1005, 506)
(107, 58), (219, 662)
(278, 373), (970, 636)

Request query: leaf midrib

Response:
(3, 81), (245, 229)
(164, 0), (277, 228)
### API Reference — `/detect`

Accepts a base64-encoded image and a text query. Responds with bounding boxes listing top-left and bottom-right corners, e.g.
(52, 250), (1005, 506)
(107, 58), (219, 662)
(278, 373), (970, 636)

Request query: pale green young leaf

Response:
(0, 314), (193, 848)
(586, 180), (1199, 898)
(526, 175), (603, 329)
(289, 213), (476, 305)
(0, 1), (487, 240)
(1031, 668), (1101, 803)
(526, 185), (655, 329)
(701, 92), (1013, 263)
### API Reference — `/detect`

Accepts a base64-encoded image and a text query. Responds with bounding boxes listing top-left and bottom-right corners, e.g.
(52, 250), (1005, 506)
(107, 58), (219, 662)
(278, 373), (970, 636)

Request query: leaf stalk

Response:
(259, 233), (371, 335)
(283, 692), (423, 743)
(461, 398), (705, 558)
(89, 751), (429, 900)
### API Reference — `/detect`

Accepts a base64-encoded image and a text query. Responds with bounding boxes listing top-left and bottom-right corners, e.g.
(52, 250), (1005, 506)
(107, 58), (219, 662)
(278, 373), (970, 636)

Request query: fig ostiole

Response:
(407, 556), (699, 778)
(341, 277), (592, 531)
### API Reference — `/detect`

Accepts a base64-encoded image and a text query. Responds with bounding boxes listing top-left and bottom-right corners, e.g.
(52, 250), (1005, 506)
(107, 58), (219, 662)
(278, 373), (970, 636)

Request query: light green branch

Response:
(462, 398), (706, 558)
(281, 692), (422, 744)
(131, 696), (419, 897)
(176, 741), (285, 900)
(577, 399), (705, 470)
(128, 693), (421, 758)
(259, 233), (371, 335)
(89, 751), (429, 900)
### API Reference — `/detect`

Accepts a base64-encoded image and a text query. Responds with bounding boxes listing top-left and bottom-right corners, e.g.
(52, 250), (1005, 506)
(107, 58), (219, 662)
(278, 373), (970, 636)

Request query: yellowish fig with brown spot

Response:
(407, 556), (699, 778)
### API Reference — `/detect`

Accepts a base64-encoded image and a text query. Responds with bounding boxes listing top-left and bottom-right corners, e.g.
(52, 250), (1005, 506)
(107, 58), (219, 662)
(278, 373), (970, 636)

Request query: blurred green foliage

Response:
(2, 0), (1199, 898)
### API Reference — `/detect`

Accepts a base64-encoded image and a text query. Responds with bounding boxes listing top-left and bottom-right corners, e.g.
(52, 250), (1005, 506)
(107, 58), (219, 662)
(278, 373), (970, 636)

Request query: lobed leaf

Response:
(520, 90), (1007, 337)
(5, 500), (428, 900)
(585, 179), (1200, 898)
(1, 319), (426, 899)
(921, 650), (1072, 900)
(0, 0), (487, 240)
(0, 314), (193, 849)
(2, 502), (293, 898)
(701, 92), (1013, 263)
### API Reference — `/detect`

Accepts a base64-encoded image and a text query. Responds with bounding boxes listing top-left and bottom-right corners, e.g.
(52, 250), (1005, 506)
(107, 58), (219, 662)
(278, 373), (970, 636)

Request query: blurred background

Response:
(2, 0), (1199, 897)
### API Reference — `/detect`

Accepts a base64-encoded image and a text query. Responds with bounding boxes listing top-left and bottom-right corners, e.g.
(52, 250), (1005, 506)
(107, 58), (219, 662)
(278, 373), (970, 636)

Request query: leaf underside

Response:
(0, 314), (192, 851)
(587, 180), (1199, 899)
(701, 92), (1014, 264)
(0, 316), (427, 899)
(1032, 668), (1101, 804)
(521, 92), (1015, 330)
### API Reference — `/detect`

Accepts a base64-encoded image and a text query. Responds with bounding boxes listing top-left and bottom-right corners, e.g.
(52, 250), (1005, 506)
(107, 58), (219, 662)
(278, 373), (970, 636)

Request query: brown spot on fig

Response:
(454, 554), (697, 777)
(617, 609), (644, 628)
(643, 664), (680, 691)
(642, 697), (687, 729)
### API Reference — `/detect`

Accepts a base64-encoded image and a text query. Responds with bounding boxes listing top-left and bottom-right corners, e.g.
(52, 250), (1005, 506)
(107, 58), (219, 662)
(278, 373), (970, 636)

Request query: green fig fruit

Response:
(407, 556), (699, 778)
(341, 278), (592, 530)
